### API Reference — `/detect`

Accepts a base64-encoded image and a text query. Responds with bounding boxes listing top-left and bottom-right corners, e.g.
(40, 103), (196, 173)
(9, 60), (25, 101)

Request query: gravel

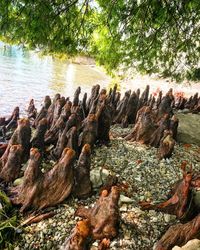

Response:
(15, 125), (200, 250)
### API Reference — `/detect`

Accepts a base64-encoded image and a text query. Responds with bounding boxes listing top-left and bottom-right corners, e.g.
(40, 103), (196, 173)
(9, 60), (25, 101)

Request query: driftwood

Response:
(0, 144), (22, 182)
(62, 219), (91, 250)
(75, 186), (120, 240)
(11, 147), (75, 212)
(73, 144), (92, 199)
(155, 214), (200, 250)
(21, 211), (56, 226)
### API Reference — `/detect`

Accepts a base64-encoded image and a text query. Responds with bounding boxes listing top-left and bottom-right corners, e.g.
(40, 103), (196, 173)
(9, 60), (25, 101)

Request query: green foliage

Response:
(0, 190), (19, 249)
(0, 0), (200, 81)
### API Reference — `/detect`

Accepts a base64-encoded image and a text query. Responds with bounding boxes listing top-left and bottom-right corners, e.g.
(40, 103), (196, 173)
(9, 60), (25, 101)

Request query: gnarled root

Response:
(73, 144), (92, 199)
(31, 118), (48, 151)
(62, 219), (91, 250)
(75, 186), (120, 240)
(158, 130), (175, 160)
(155, 214), (200, 250)
(11, 147), (75, 211)
(1, 118), (31, 163)
(140, 170), (193, 220)
(0, 144), (22, 182)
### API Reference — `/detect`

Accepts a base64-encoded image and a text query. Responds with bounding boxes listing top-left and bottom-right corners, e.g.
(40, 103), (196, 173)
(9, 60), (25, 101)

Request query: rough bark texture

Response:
(121, 91), (139, 128)
(33, 96), (51, 127)
(44, 115), (66, 145)
(75, 186), (120, 240)
(11, 147), (75, 212)
(0, 144), (8, 157)
(73, 144), (92, 199)
(113, 90), (131, 124)
(125, 106), (156, 144)
(155, 214), (200, 250)
(140, 170), (193, 220)
(52, 113), (80, 159)
(31, 118), (48, 151)
(73, 87), (81, 107)
(0, 144), (22, 182)
(158, 130), (175, 160)
(6, 106), (20, 130)
(79, 114), (98, 149)
(46, 93), (61, 127)
(98, 239), (110, 250)
(1, 118), (31, 164)
(27, 99), (37, 119)
(62, 220), (90, 250)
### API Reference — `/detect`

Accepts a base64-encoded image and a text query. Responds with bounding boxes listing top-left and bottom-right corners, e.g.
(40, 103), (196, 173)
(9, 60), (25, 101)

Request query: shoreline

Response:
(14, 124), (200, 250)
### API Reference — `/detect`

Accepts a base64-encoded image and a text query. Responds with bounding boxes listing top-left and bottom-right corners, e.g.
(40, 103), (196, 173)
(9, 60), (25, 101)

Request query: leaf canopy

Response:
(0, 0), (200, 80)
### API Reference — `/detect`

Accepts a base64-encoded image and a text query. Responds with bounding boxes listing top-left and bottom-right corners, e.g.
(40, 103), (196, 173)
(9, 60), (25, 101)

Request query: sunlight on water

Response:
(0, 43), (199, 116)
(0, 43), (110, 115)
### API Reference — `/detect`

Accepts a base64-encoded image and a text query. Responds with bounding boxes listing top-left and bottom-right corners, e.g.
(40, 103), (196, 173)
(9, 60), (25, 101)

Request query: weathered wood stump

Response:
(79, 114), (98, 149)
(75, 186), (120, 240)
(11, 147), (75, 211)
(155, 214), (200, 250)
(27, 99), (37, 119)
(0, 144), (22, 182)
(158, 130), (175, 160)
(33, 95), (51, 127)
(140, 168), (193, 219)
(31, 118), (48, 151)
(73, 144), (92, 199)
(1, 118), (31, 164)
(62, 219), (91, 250)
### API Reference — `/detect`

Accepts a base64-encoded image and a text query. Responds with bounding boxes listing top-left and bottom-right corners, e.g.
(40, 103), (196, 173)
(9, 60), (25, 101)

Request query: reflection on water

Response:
(0, 43), (199, 116)
(0, 43), (110, 115)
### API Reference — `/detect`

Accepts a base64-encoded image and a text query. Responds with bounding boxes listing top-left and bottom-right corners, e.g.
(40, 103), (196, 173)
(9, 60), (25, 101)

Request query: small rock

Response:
(119, 195), (133, 203)
(90, 167), (102, 188)
(119, 204), (127, 212)
(172, 239), (200, 249)
(13, 177), (23, 186)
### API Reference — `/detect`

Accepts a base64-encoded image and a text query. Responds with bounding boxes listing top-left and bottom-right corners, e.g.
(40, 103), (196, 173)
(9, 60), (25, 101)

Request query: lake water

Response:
(0, 44), (111, 116)
(0, 43), (199, 116)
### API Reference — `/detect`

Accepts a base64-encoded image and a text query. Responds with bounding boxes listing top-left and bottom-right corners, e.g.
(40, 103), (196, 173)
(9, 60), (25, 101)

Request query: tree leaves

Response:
(0, 0), (199, 81)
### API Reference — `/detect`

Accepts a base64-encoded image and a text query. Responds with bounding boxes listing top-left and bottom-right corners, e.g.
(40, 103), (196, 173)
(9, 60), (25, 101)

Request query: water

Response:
(0, 43), (110, 116)
(0, 43), (199, 116)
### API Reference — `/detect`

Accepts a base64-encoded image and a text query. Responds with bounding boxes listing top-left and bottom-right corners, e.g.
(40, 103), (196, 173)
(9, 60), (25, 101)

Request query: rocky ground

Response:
(12, 124), (200, 250)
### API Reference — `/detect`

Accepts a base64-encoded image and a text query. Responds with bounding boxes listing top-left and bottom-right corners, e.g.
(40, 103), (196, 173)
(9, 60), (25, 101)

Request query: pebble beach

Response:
(15, 124), (200, 250)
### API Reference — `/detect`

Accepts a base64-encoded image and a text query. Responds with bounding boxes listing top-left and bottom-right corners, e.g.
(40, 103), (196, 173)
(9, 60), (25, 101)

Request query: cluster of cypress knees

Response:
(0, 84), (199, 249)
